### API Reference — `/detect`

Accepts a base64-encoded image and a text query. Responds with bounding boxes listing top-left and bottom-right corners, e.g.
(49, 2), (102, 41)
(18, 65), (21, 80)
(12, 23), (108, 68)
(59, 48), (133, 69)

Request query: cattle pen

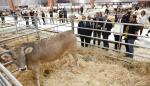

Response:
(0, 15), (150, 86)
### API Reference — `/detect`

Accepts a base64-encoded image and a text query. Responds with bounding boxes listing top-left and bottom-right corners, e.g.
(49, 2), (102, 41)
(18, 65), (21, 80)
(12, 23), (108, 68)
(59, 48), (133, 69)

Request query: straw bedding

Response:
(12, 47), (150, 86)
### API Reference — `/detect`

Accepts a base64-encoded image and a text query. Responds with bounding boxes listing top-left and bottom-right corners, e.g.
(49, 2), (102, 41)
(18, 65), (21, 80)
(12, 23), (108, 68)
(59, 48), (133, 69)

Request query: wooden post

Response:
(7, 0), (16, 11)
(48, 0), (54, 9)
(89, 0), (94, 8)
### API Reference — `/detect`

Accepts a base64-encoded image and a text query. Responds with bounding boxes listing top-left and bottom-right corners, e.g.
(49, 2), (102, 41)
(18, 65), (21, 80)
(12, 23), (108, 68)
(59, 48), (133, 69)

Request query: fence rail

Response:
(0, 14), (150, 85)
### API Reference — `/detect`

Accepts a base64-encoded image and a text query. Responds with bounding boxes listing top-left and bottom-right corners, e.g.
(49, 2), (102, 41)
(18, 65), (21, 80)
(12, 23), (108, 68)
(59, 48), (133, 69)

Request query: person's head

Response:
(95, 12), (100, 18)
(141, 10), (146, 16)
(104, 15), (108, 20)
(82, 15), (86, 20)
(127, 11), (132, 15)
(129, 14), (137, 22)
(87, 15), (91, 20)
(99, 12), (103, 17)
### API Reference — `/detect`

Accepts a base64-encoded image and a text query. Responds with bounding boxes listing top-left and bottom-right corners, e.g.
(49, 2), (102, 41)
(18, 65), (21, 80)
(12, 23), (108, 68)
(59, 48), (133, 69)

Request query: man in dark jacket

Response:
(0, 11), (5, 24)
(80, 6), (83, 14)
(93, 12), (104, 47)
(24, 11), (29, 28)
(59, 9), (63, 23)
(121, 11), (132, 51)
(78, 15), (92, 47)
(126, 14), (140, 58)
(102, 15), (113, 49)
(49, 9), (54, 24)
(29, 10), (36, 26)
(41, 11), (46, 25)
(63, 8), (68, 23)
(146, 16), (150, 36)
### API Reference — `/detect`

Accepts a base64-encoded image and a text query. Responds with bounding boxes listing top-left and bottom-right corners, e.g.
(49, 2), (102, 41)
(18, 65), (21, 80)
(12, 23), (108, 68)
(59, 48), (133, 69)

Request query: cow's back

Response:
(26, 30), (77, 64)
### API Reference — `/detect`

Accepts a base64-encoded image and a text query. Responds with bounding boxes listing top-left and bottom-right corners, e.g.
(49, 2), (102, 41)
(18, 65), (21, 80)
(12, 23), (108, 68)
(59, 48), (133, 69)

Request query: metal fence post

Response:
(0, 63), (23, 86)
(35, 15), (40, 40)
(71, 15), (74, 31)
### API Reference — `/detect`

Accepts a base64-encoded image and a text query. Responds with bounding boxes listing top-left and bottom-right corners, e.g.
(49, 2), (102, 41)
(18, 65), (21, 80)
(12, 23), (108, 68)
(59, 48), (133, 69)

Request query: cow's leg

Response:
(71, 53), (79, 66)
(31, 63), (40, 86)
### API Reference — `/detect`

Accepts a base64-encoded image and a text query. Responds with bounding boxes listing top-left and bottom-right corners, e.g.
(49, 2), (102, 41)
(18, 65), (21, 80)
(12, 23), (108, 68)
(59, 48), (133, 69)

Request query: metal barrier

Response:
(0, 14), (150, 85)
(1, 15), (150, 58)
(0, 63), (23, 86)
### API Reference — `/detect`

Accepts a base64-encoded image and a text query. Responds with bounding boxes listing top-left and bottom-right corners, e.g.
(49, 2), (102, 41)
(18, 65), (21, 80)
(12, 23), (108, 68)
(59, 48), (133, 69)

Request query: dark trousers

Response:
(102, 34), (109, 48)
(80, 35), (91, 47)
(25, 19), (29, 27)
(114, 35), (122, 50)
(1, 17), (5, 24)
(125, 38), (129, 53)
(147, 30), (150, 34)
(42, 18), (45, 25)
(126, 39), (135, 58)
(140, 27), (144, 35)
(93, 31), (101, 46)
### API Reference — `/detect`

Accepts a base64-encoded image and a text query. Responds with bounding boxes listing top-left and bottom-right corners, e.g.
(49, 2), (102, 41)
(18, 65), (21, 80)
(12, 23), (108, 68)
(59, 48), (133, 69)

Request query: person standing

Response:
(49, 9), (54, 24)
(102, 15), (113, 49)
(12, 11), (18, 24)
(59, 9), (63, 23)
(146, 16), (150, 36)
(80, 6), (83, 15)
(93, 12), (104, 47)
(41, 11), (46, 25)
(0, 10), (3, 24)
(24, 11), (29, 28)
(78, 15), (92, 47)
(121, 11), (131, 51)
(29, 10), (36, 26)
(1, 11), (5, 24)
(63, 8), (68, 23)
(125, 15), (140, 58)
(138, 10), (148, 35)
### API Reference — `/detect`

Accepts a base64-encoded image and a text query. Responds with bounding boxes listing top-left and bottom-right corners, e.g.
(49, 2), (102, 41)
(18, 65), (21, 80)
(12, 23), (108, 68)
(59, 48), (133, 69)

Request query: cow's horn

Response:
(24, 47), (33, 54)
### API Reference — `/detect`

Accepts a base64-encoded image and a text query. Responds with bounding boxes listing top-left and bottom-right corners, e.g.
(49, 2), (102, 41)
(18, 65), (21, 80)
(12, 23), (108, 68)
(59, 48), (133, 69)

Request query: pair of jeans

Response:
(114, 35), (122, 50)
(80, 36), (91, 47)
(102, 34), (109, 48)
(126, 39), (135, 58)
(93, 30), (101, 46)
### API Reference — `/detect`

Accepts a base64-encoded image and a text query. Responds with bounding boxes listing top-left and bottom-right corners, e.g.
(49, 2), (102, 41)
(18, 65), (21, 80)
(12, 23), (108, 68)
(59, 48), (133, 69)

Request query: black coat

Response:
(127, 21), (140, 39)
(121, 13), (131, 33)
(102, 19), (113, 36)
(63, 10), (67, 18)
(59, 10), (63, 18)
(42, 12), (45, 17)
(93, 17), (104, 29)
(78, 21), (92, 36)
(49, 10), (53, 17)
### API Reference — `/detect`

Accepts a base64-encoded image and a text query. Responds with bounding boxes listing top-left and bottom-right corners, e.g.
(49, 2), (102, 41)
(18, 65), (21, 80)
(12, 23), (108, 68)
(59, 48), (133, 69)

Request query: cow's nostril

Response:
(20, 68), (27, 71)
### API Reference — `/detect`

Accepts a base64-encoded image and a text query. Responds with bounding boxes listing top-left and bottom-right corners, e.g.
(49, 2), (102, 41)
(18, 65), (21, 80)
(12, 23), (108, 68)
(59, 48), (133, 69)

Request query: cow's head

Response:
(1, 47), (33, 71)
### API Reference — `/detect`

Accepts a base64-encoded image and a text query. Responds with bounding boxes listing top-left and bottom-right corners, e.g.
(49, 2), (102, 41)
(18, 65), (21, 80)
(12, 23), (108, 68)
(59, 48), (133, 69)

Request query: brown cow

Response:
(1, 30), (78, 86)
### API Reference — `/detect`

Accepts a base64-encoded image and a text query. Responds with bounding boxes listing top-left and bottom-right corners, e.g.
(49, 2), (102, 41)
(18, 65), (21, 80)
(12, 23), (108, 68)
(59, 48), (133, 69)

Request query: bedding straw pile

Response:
(13, 47), (150, 86)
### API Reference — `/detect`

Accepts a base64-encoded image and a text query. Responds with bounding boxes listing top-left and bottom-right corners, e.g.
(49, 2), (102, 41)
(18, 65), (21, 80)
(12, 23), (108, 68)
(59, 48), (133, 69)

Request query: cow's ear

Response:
(1, 53), (12, 61)
(24, 47), (33, 54)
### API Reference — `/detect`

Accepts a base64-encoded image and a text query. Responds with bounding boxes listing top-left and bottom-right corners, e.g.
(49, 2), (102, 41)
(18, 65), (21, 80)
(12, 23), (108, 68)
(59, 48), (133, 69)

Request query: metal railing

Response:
(0, 63), (23, 86)
(0, 14), (150, 85)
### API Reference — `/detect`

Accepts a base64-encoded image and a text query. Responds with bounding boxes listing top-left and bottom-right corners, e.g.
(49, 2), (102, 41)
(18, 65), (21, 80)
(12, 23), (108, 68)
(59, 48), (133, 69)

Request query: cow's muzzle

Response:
(19, 66), (27, 71)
